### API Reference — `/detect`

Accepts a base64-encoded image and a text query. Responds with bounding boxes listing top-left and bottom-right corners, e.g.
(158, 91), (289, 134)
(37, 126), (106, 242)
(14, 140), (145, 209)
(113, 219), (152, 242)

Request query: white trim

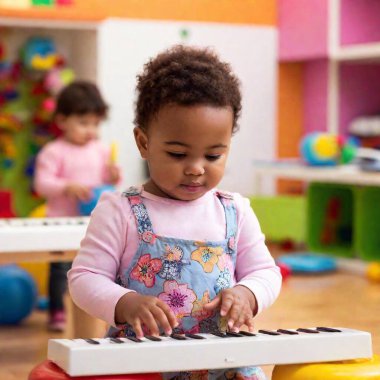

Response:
(0, 17), (101, 30)
(328, 0), (340, 57)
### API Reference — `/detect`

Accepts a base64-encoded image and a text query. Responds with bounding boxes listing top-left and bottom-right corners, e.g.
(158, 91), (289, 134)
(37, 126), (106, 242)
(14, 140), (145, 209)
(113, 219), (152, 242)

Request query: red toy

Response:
(277, 262), (291, 281)
(0, 191), (16, 217)
(29, 360), (162, 380)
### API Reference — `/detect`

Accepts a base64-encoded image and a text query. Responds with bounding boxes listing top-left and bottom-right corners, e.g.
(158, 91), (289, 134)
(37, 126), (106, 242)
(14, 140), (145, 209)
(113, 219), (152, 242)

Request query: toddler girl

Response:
(68, 46), (281, 380)
(34, 81), (120, 331)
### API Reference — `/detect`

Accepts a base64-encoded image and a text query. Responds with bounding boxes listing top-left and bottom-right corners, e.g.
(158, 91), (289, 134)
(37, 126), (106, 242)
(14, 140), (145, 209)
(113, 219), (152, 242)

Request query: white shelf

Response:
(0, 17), (100, 30)
(334, 42), (380, 62)
(253, 162), (380, 194)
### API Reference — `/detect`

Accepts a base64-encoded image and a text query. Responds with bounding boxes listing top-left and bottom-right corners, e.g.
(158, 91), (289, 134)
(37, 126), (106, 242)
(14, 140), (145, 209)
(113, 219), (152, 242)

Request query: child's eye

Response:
(206, 155), (221, 161)
(167, 152), (186, 159)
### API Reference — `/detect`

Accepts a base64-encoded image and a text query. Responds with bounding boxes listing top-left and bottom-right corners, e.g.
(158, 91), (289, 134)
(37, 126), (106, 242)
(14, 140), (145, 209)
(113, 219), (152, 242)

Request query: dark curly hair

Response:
(134, 45), (242, 133)
(55, 80), (108, 118)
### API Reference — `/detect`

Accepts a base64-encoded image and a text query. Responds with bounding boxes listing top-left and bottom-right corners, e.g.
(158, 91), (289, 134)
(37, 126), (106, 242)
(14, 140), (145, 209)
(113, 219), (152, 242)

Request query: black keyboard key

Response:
(126, 336), (143, 343)
(238, 331), (256, 337)
(277, 329), (299, 335)
(226, 332), (244, 337)
(170, 333), (187, 340)
(85, 338), (100, 344)
(316, 327), (341, 333)
(145, 335), (162, 341)
(211, 332), (227, 338)
(297, 328), (319, 334)
(185, 333), (205, 339)
(258, 329), (281, 336)
(110, 338), (125, 343)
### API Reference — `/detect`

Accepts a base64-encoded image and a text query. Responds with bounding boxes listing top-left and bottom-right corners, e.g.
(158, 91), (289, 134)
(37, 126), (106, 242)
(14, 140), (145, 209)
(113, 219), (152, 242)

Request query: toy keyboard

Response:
(48, 327), (372, 376)
(0, 217), (89, 252)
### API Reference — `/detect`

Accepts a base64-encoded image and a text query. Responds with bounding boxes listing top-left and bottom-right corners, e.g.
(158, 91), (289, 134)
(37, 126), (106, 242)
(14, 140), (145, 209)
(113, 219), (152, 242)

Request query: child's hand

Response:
(106, 163), (121, 185)
(64, 184), (92, 201)
(115, 292), (178, 338)
(204, 285), (257, 333)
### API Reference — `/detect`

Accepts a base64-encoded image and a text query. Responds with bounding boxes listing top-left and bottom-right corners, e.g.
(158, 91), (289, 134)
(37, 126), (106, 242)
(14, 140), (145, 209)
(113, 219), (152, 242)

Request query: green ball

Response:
(341, 145), (356, 164)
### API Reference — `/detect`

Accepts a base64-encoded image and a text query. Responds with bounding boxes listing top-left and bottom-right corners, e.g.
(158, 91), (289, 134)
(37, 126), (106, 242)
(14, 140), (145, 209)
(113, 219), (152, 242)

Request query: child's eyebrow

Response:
(165, 141), (227, 149)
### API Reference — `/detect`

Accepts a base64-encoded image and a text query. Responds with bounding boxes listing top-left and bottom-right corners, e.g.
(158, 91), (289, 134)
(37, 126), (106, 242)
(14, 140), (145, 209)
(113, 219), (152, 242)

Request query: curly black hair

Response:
(55, 80), (108, 118)
(134, 45), (242, 133)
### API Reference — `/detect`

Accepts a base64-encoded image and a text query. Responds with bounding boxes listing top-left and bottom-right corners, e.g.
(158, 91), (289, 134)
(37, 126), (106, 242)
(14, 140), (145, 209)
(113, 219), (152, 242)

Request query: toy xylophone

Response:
(48, 327), (372, 376)
(0, 217), (89, 253)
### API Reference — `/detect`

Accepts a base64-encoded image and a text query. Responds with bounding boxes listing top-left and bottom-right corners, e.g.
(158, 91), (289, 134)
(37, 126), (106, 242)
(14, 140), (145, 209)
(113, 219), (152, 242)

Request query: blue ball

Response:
(78, 185), (115, 216)
(0, 265), (37, 324)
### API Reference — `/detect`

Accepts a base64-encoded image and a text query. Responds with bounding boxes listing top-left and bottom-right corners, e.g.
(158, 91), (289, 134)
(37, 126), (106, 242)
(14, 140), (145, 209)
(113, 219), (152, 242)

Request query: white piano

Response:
(0, 217), (89, 263)
(48, 327), (373, 376)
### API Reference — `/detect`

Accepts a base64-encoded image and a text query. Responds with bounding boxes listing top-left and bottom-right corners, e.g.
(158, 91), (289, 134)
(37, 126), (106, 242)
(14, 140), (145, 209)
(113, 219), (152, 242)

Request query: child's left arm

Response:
(205, 195), (282, 332)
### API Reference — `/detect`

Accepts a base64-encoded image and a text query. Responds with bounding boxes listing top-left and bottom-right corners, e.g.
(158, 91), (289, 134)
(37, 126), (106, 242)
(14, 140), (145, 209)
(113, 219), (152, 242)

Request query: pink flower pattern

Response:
(158, 280), (196, 319)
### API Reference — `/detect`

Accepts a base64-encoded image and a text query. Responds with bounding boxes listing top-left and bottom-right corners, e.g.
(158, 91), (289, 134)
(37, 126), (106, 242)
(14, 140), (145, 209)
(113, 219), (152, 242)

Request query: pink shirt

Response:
(68, 188), (282, 327)
(34, 138), (111, 216)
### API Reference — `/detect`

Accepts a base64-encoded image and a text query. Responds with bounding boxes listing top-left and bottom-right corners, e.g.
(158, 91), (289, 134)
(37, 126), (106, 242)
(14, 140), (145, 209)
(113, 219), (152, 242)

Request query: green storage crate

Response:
(355, 187), (380, 261)
(307, 183), (355, 257)
(250, 196), (306, 243)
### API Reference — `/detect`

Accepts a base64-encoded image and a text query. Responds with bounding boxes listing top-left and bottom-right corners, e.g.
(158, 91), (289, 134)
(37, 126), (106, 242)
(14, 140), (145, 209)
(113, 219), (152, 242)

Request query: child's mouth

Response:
(180, 184), (204, 193)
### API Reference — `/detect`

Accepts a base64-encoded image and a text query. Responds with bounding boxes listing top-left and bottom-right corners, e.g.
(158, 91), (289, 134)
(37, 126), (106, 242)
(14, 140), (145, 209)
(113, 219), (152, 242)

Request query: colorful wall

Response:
(0, 0), (276, 25)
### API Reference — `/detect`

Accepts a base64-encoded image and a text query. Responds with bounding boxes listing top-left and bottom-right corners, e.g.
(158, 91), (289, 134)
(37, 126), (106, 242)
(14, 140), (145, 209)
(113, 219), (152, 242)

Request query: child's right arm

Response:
(68, 192), (177, 336)
(34, 143), (91, 200)
(34, 143), (68, 198)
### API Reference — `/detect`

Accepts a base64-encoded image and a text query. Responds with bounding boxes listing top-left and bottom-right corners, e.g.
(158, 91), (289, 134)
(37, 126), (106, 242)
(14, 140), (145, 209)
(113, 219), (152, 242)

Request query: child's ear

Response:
(55, 114), (66, 130)
(134, 127), (148, 159)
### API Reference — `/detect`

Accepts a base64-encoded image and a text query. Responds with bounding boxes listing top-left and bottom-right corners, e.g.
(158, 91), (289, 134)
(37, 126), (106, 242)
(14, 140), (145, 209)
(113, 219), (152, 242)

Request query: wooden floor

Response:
(1, 270), (379, 379)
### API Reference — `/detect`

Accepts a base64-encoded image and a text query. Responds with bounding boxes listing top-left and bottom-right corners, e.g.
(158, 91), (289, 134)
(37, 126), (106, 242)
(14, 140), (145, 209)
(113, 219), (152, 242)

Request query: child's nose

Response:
(184, 161), (205, 176)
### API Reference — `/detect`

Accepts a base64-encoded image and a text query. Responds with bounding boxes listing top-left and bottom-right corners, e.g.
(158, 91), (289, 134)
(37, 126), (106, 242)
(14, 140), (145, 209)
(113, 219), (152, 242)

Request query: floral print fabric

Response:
(107, 187), (266, 380)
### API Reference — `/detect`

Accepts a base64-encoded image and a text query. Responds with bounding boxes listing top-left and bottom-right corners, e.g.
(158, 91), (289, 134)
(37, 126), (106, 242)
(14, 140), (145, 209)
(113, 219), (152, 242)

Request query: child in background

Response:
(68, 46), (281, 379)
(34, 81), (121, 332)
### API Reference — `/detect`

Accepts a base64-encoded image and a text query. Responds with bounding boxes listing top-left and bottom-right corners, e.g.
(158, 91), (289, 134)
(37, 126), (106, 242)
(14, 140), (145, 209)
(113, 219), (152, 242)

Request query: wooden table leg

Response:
(66, 295), (107, 338)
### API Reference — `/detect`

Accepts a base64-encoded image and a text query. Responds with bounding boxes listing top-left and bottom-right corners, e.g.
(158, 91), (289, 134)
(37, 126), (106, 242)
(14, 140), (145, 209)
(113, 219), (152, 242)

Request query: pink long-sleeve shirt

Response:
(34, 138), (111, 216)
(68, 188), (282, 327)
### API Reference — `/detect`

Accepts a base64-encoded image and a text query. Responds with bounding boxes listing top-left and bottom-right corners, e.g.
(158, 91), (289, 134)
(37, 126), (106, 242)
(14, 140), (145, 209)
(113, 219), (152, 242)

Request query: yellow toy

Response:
(272, 355), (380, 379)
(367, 262), (380, 282)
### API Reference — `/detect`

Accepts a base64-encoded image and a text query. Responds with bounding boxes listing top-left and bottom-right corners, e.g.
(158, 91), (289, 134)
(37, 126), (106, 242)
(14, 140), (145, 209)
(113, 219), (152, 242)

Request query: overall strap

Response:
(216, 190), (237, 254)
(122, 187), (154, 238)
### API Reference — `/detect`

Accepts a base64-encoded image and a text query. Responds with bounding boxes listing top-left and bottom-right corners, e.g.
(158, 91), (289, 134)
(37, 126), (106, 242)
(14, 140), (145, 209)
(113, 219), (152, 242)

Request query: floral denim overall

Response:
(108, 187), (266, 380)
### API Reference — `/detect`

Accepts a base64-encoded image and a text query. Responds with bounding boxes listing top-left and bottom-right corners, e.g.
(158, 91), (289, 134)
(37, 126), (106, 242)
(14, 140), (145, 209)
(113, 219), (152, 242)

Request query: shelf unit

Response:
(0, 17), (277, 196)
(253, 163), (380, 260)
(279, 0), (380, 136)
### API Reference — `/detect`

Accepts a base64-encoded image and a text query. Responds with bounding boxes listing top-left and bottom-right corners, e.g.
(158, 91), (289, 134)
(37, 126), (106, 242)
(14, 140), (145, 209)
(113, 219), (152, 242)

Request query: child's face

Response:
(135, 104), (233, 201)
(57, 113), (101, 145)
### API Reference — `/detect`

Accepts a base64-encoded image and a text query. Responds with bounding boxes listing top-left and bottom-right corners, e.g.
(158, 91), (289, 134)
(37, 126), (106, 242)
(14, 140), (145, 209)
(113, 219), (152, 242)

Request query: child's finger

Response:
(151, 305), (174, 335)
(226, 301), (241, 328)
(141, 310), (160, 337)
(204, 294), (221, 311)
(233, 312), (246, 332)
(131, 318), (144, 339)
(245, 317), (255, 332)
(158, 301), (178, 329)
(220, 293), (235, 317)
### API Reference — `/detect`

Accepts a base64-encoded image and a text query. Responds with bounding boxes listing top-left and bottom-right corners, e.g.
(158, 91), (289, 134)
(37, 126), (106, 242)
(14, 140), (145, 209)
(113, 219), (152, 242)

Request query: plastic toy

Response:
(0, 190), (16, 217)
(367, 262), (380, 282)
(0, 265), (37, 324)
(300, 133), (358, 166)
(272, 355), (380, 379)
(44, 67), (75, 95)
(21, 37), (58, 71)
(78, 184), (115, 216)
(277, 262), (291, 281)
(277, 253), (337, 273)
